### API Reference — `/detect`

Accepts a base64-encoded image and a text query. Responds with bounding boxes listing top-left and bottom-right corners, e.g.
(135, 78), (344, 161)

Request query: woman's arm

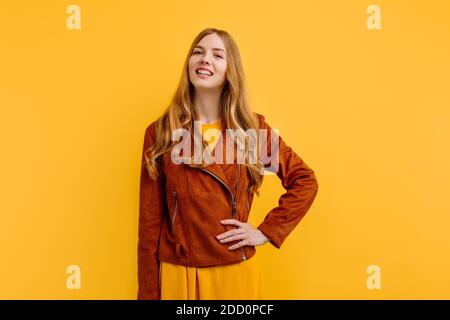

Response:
(137, 123), (165, 300)
(256, 113), (319, 249)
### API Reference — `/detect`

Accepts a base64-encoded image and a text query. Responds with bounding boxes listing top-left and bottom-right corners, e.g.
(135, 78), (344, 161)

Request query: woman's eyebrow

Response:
(194, 45), (226, 53)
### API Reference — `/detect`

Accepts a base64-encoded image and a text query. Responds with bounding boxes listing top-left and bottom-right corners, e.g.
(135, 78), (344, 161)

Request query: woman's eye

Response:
(192, 51), (222, 58)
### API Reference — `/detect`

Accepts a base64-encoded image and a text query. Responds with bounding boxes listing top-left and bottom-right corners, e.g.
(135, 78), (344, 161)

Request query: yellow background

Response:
(1, 0), (449, 299)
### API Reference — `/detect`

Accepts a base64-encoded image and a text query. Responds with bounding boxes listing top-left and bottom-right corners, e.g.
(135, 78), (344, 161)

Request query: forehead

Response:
(195, 33), (225, 51)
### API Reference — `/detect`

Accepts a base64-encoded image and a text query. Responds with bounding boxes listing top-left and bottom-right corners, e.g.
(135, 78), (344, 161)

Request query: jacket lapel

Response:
(182, 124), (232, 190)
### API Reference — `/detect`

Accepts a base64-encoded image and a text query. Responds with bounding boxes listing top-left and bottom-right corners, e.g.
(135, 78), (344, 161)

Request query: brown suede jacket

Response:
(137, 113), (319, 300)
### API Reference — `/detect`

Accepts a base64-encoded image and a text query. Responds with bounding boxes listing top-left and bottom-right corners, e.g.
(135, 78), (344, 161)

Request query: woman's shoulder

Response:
(253, 112), (264, 120)
(252, 112), (268, 129)
(143, 119), (159, 139)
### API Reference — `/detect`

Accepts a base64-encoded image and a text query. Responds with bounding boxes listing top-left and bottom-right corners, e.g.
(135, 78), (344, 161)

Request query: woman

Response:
(138, 28), (319, 300)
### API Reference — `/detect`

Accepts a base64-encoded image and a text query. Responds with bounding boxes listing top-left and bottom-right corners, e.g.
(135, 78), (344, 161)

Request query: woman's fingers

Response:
(228, 239), (249, 250)
(220, 219), (244, 227)
(219, 232), (247, 244)
(216, 227), (245, 240)
(217, 219), (263, 250)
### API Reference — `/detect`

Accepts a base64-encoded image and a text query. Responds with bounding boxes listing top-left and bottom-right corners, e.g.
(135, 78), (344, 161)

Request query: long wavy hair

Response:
(144, 27), (264, 195)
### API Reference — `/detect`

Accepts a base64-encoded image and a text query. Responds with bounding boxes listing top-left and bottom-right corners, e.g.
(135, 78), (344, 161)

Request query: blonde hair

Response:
(144, 27), (264, 195)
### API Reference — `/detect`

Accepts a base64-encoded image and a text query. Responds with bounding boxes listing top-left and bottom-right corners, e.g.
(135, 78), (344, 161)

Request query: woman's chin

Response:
(192, 82), (221, 90)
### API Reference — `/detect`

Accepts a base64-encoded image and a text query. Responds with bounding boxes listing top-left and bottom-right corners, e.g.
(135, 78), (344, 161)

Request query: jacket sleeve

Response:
(255, 113), (319, 249)
(137, 122), (165, 300)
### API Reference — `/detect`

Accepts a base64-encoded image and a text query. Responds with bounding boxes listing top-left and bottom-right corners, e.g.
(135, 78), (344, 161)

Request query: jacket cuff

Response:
(257, 220), (283, 249)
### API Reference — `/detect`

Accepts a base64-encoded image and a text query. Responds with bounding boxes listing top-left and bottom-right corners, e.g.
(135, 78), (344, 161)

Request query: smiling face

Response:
(188, 33), (228, 91)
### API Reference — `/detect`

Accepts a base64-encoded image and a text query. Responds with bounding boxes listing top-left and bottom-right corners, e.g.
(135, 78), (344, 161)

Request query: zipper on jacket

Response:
(236, 165), (247, 260)
(199, 165), (247, 261)
(171, 190), (178, 227)
(246, 189), (250, 214)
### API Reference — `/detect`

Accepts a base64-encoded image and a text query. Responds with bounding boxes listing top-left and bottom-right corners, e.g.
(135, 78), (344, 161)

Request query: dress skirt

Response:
(159, 254), (262, 300)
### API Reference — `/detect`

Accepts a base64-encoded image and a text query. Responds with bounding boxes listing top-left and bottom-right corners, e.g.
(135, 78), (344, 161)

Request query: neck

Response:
(193, 88), (222, 124)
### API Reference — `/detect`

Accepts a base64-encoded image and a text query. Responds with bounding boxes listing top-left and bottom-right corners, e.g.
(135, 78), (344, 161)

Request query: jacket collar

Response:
(179, 123), (239, 191)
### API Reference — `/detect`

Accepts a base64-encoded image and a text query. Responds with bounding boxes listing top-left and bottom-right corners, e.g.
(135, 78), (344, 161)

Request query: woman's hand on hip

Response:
(216, 219), (269, 250)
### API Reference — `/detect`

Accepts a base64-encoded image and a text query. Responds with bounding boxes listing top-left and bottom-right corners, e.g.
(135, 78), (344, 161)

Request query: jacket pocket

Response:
(171, 190), (178, 229)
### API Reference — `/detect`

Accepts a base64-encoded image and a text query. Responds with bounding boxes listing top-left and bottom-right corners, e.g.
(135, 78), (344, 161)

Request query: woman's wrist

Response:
(257, 229), (269, 244)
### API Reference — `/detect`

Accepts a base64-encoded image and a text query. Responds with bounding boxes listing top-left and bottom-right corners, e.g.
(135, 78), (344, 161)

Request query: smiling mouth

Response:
(195, 69), (213, 77)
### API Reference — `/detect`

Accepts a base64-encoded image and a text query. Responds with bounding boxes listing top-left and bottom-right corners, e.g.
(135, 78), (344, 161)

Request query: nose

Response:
(200, 58), (211, 66)
(200, 51), (213, 65)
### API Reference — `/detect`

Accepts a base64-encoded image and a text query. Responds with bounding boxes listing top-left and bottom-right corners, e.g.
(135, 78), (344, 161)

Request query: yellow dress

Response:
(159, 120), (262, 300)
(201, 120), (222, 150)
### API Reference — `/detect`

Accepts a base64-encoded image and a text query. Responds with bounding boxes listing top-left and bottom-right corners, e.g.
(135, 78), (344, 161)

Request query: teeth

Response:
(196, 69), (212, 76)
